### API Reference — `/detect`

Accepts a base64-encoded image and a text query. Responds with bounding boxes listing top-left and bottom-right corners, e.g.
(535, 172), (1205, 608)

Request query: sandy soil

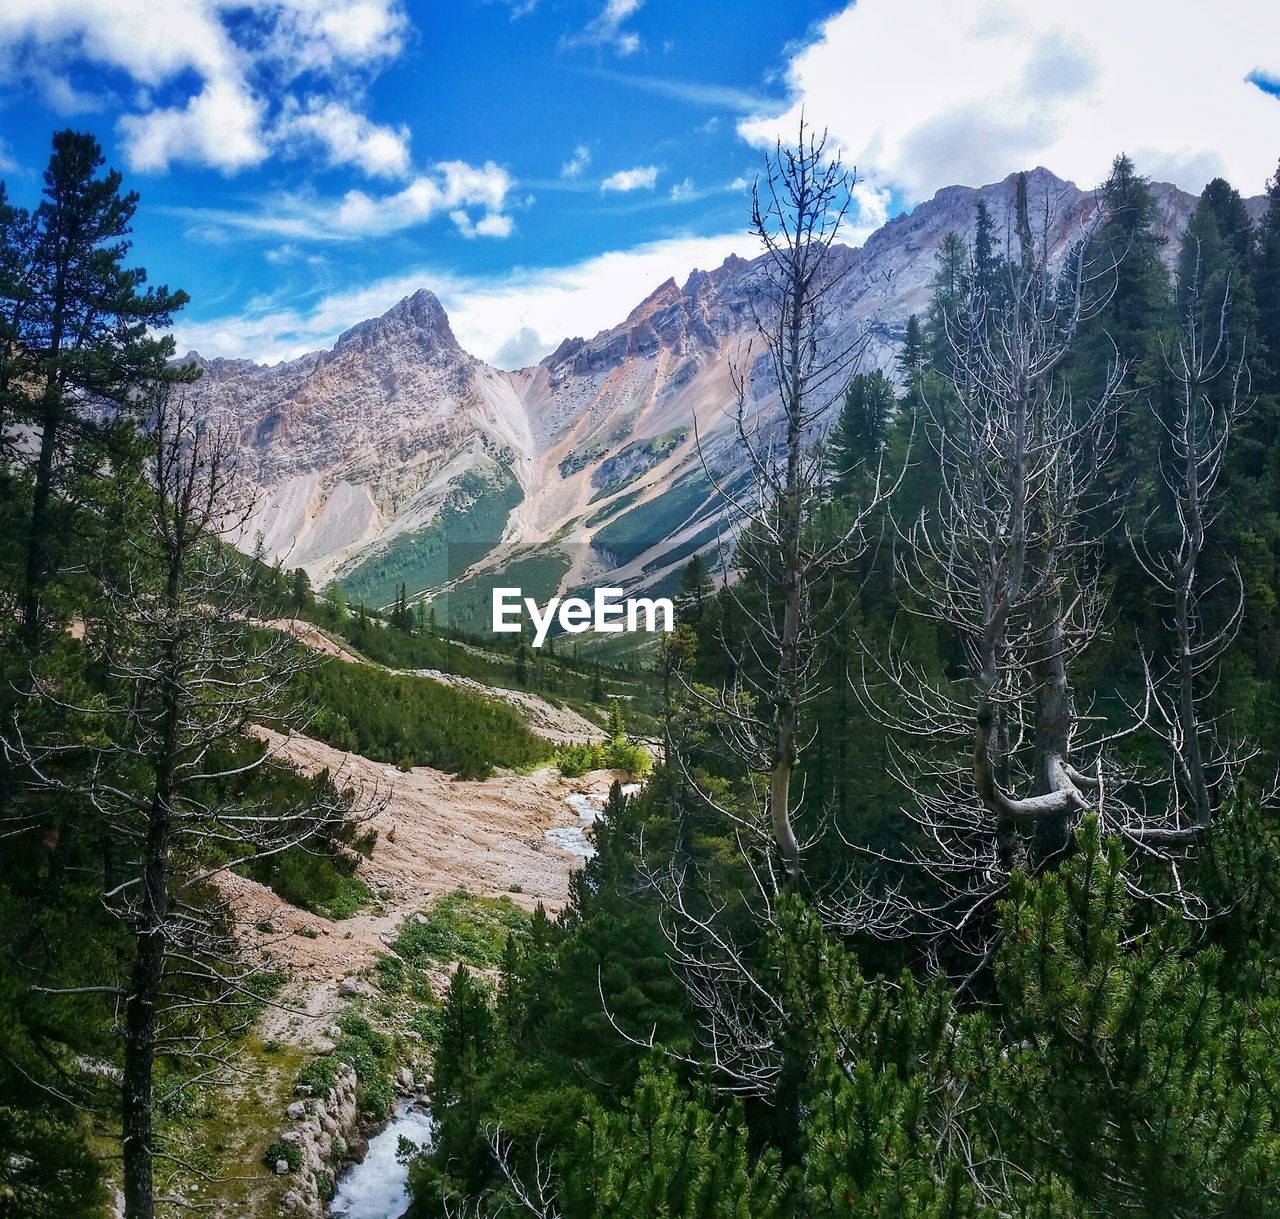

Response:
(261, 617), (366, 663)
(221, 726), (619, 988)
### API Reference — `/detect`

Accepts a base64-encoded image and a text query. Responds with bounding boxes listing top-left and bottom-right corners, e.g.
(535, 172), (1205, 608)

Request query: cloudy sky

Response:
(1, 0), (1277, 367)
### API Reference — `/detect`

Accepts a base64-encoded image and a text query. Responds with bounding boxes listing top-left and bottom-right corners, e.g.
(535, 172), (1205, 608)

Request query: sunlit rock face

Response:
(188, 169), (1241, 603)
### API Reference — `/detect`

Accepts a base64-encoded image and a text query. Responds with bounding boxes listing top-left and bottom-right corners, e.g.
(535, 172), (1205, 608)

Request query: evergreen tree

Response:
(7, 131), (192, 648)
(675, 553), (713, 624)
(1255, 159), (1280, 373)
(288, 567), (312, 612)
(827, 370), (894, 498)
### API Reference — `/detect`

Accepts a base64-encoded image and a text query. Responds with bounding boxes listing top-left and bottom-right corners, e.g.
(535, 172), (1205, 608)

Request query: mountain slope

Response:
(189, 168), (1244, 611)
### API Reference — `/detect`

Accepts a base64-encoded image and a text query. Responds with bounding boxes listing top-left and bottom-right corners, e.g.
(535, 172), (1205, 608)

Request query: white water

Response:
(328, 1101), (435, 1218)
(544, 784), (642, 860)
(330, 784), (644, 1213)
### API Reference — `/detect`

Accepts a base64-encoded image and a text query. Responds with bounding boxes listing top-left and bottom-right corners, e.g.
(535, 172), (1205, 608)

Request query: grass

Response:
(394, 889), (530, 970)
(161, 1035), (310, 1218)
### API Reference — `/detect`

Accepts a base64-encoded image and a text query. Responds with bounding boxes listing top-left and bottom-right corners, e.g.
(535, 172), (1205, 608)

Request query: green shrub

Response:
(299, 657), (554, 779)
(553, 737), (650, 778)
(394, 891), (529, 970)
(552, 742), (607, 777)
(297, 1055), (340, 1095)
(263, 1139), (302, 1172)
(258, 847), (372, 920)
(376, 955), (407, 992)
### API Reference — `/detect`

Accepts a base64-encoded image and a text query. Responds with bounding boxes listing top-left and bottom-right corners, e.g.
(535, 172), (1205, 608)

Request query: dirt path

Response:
(260, 617), (366, 663)
(221, 727), (619, 987)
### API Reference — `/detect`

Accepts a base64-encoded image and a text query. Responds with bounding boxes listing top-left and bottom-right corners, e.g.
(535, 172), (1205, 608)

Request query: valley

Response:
(187, 168), (1248, 619)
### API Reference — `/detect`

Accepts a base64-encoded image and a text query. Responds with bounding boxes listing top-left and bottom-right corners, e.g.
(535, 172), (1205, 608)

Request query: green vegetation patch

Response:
(552, 736), (651, 779)
(584, 487), (645, 528)
(394, 890), (530, 970)
(589, 427), (688, 502)
(297, 1011), (397, 1118)
(439, 548), (572, 634)
(591, 477), (716, 567)
(299, 655), (553, 778)
(342, 465), (522, 608)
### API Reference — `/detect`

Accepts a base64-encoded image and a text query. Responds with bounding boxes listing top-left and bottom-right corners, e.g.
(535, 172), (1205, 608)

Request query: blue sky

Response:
(1, 0), (1277, 368)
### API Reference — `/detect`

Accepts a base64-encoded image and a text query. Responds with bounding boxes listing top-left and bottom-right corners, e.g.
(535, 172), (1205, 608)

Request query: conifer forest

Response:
(3, 68), (1280, 1219)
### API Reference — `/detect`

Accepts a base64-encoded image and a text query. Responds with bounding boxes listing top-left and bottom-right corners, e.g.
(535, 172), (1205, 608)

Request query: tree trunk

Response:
(122, 558), (182, 1219)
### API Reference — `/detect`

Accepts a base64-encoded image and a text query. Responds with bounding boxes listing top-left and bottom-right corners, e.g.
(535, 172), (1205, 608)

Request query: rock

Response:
(396, 1066), (415, 1091)
(274, 1159), (290, 1175)
(338, 977), (364, 997)
(314, 1038), (335, 1054)
(280, 1130), (301, 1144)
(403, 1029), (422, 1043)
(294, 1083), (313, 1096)
(280, 1190), (302, 1211)
(287, 1101), (306, 1120)
(182, 170), (1228, 601)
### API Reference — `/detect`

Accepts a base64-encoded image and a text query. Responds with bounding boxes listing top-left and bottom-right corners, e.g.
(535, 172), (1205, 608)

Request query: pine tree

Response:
(1255, 158), (1280, 373)
(675, 553), (713, 624)
(9, 131), (192, 649)
(288, 567), (312, 612)
(827, 370), (894, 497)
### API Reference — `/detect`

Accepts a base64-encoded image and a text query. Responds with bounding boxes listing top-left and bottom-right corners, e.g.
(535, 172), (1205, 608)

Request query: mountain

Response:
(185, 168), (1245, 618)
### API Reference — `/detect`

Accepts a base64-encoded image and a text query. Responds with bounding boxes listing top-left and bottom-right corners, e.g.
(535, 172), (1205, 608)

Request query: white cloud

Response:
(560, 144), (591, 179)
(450, 209), (515, 239)
(0, 0), (411, 177)
(601, 165), (658, 193)
(564, 0), (645, 57)
(669, 177), (694, 201)
(279, 100), (411, 178)
(120, 77), (268, 174)
(335, 162), (513, 235)
(172, 230), (753, 367)
(161, 157), (515, 240)
(0, 138), (18, 173)
(738, 0), (1280, 204)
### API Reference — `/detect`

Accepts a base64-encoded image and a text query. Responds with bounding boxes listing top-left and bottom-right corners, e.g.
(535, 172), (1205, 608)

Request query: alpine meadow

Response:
(1, 3), (1280, 1218)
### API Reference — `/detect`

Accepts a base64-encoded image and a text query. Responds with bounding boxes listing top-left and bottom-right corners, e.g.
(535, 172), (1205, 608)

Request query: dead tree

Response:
(2, 389), (370, 1218)
(687, 121), (895, 897)
(629, 125), (901, 1099)
(1128, 248), (1252, 834)
(847, 179), (1128, 961)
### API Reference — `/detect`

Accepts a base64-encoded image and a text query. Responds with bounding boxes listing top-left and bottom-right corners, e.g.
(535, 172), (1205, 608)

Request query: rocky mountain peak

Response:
(332, 288), (462, 359)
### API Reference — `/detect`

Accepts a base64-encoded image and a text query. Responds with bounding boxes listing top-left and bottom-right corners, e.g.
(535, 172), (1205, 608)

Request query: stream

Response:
(327, 1100), (434, 1218)
(329, 787), (640, 1213)
(543, 784), (642, 859)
